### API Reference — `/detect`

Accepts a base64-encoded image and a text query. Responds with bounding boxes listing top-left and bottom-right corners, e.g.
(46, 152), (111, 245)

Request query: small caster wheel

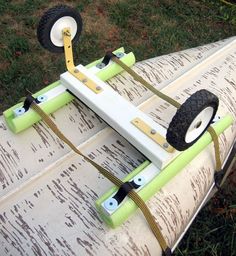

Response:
(166, 89), (219, 151)
(37, 5), (83, 53)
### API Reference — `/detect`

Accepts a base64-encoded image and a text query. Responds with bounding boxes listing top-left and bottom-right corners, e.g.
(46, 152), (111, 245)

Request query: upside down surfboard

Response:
(0, 37), (236, 256)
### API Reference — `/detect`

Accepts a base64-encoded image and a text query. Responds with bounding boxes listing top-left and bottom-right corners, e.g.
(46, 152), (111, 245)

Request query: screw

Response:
(150, 129), (156, 135)
(96, 63), (106, 69)
(163, 143), (169, 148)
(116, 52), (125, 58)
(74, 69), (79, 73)
(82, 79), (88, 83)
(96, 86), (102, 91)
(64, 31), (71, 36)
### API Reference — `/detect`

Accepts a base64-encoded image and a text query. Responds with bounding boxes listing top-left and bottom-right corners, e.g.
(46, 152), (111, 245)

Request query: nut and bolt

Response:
(63, 31), (71, 36)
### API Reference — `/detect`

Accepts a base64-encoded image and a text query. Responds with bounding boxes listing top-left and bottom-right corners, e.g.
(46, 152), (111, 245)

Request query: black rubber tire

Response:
(37, 5), (83, 53)
(166, 89), (219, 151)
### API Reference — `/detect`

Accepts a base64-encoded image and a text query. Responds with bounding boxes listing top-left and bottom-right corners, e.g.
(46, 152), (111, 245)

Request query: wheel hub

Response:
(50, 16), (77, 47)
(185, 106), (214, 143)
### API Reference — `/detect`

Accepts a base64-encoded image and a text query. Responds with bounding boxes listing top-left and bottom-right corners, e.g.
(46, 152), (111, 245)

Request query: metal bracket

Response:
(131, 118), (175, 153)
(101, 162), (161, 215)
(62, 28), (103, 94)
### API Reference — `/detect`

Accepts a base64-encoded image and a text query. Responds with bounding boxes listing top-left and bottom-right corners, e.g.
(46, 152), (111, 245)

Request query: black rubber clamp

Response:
(162, 247), (172, 256)
(113, 181), (139, 204)
(214, 142), (236, 190)
(101, 51), (117, 66)
(23, 94), (37, 111)
(214, 169), (224, 190)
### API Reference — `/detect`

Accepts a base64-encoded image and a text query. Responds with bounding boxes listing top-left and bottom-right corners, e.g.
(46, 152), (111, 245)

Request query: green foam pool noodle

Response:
(4, 48), (135, 133)
(96, 114), (234, 228)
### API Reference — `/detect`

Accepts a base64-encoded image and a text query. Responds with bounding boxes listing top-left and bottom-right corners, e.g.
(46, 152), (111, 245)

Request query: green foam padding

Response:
(3, 47), (135, 133)
(96, 114), (234, 228)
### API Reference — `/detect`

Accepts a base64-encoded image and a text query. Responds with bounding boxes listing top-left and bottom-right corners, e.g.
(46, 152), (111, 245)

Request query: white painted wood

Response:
(13, 54), (128, 117)
(61, 65), (177, 169)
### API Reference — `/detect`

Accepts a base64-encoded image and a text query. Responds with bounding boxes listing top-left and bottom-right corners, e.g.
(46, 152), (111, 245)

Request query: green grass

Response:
(0, 0), (235, 255)
(175, 168), (236, 256)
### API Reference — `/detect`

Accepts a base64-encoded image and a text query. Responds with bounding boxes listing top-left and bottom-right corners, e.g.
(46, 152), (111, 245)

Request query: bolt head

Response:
(96, 86), (102, 91)
(150, 129), (156, 135)
(63, 31), (71, 36)
(82, 78), (88, 83)
(116, 52), (125, 58)
(96, 63), (106, 69)
(74, 69), (79, 73)
(163, 143), (169, 148)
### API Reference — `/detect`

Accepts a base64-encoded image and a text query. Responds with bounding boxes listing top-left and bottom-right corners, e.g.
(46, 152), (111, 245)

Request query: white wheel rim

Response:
(50, 16), (77, 47)
(185, 106), (214, 143)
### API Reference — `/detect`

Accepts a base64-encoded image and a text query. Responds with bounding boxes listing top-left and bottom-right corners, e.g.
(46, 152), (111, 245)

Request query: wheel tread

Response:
(37, 5), (82, 53)
(166, 89), (219, 151)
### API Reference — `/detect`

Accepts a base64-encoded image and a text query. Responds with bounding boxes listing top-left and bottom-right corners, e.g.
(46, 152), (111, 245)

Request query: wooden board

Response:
(0, 37), (236, 256)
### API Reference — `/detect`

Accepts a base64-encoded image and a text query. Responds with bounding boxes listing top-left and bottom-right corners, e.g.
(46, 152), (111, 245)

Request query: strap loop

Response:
(102, 51), (116, 66)
(113, 181), (138, 204)
(23, 94), (36, 111)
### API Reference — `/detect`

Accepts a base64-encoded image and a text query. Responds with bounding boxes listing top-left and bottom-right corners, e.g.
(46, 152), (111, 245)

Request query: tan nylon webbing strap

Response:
(112, 56), (223, 175)
(30, 102), (170, 254)
(207, 126), (222, 172)
(111, 56), (181, 109)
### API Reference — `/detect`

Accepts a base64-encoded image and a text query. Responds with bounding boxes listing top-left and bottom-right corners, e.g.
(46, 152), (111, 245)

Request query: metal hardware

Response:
(133, 176), (146, 186)
(163, 143), (169, 149)
(63, 30), (71, 37)
(212, 115), (221, 124)
(116, 52), (125, 58)
(37, 95), (47, 103)
(131, 117), (175, 153)
(95, 52), (125, 69)
(63, 28), (103, 94)
(104, 198), (119, 211)
(96, 63), (106, 69)
(150, 129), (157, 135)
(14, 107), (26, 117)
(101, 163), (161, 215)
